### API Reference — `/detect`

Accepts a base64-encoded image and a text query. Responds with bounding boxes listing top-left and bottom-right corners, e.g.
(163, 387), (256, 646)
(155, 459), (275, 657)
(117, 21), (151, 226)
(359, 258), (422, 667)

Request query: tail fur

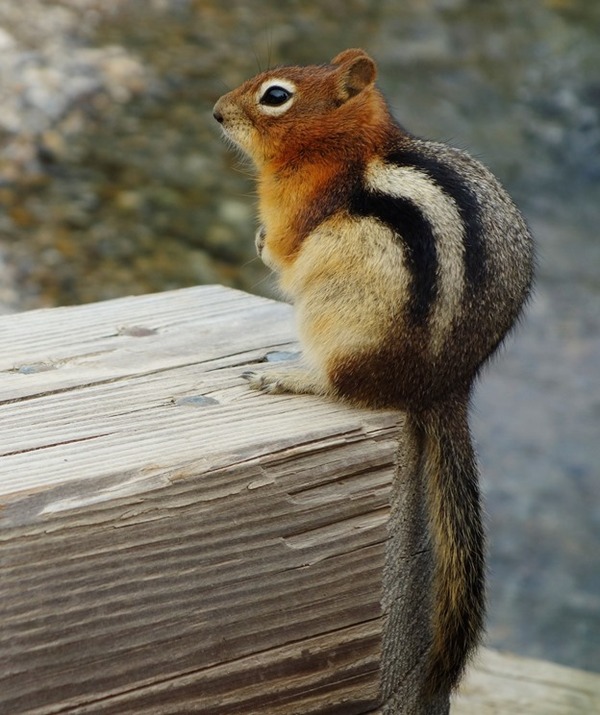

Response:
(408, 393), (486, 697)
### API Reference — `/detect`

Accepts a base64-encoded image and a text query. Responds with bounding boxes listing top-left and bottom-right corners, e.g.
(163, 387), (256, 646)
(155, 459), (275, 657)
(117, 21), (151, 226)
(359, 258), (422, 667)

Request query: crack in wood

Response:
(0, 433), (112, 458)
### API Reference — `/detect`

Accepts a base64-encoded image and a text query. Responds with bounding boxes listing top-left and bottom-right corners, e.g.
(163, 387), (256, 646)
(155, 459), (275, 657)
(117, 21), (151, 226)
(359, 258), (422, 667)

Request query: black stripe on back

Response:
(349, 185), (437, 325)
(386, 148), (487, 289)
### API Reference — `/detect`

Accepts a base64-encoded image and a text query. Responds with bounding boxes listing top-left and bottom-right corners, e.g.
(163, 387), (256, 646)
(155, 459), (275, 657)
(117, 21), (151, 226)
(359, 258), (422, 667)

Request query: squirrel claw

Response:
(255, 225), (266, 256)
(242, 370), (285, 394)
(241, 370), (268, 392)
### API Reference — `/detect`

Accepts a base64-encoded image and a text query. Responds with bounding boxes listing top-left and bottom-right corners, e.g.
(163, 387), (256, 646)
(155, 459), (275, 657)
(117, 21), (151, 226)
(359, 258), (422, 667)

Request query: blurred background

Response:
(0, 0), (598, 674)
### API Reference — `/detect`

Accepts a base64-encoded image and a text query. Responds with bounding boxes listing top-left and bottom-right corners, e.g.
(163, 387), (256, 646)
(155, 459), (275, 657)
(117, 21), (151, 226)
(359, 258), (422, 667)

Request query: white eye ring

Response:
(256, 79), (296, 116)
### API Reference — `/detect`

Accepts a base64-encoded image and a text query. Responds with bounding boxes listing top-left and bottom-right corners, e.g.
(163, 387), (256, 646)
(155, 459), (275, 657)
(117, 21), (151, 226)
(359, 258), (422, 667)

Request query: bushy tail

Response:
(409, 393), (486, 697)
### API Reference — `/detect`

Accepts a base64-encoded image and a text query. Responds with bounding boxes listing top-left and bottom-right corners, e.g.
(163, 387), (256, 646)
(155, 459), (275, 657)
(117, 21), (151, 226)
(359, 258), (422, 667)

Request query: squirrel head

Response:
(213, 49), (390, 169)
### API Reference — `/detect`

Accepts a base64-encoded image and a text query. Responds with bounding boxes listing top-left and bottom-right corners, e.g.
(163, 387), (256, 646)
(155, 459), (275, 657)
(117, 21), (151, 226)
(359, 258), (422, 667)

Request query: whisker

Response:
(240, 256), (261, 269)
(267, 27), (273, 70)
(249, 272), (275, 292)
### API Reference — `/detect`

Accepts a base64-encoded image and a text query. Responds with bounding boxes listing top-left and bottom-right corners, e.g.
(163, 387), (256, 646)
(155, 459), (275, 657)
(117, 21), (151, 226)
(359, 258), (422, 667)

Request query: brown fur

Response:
(214, 49), (533, 699)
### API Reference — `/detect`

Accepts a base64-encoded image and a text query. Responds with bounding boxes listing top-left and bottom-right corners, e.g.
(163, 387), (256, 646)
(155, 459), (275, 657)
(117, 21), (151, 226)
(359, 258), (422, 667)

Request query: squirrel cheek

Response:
(232, 125), (263, 163)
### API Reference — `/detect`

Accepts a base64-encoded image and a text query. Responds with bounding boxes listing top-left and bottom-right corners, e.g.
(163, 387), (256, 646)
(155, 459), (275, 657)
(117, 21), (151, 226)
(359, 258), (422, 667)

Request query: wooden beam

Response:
(0, 286), (444, 714)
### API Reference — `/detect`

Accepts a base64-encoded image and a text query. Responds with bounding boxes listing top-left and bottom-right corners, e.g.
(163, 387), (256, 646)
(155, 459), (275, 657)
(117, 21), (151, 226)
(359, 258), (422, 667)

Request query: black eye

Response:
(260, 86), (292, 106)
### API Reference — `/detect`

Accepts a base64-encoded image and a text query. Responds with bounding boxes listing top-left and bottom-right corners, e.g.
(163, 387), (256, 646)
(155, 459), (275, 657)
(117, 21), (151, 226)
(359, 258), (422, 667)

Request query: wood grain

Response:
(0, 286), (403, 714)
(454, 648), (600, 714)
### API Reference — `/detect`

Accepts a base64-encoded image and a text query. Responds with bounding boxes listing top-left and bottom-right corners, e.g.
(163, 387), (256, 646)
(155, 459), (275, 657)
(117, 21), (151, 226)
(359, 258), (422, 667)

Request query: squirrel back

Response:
(214, 49), (534, 700)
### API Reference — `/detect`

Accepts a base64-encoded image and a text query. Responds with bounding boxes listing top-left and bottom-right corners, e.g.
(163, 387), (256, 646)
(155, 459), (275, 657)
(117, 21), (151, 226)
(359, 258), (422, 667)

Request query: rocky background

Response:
(1, 0), (598, 674)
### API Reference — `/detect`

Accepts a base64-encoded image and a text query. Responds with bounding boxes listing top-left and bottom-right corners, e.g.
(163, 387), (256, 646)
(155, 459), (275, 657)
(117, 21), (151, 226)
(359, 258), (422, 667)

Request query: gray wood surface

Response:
(454, 648), (600, 714)
(0, 286), (405, 713)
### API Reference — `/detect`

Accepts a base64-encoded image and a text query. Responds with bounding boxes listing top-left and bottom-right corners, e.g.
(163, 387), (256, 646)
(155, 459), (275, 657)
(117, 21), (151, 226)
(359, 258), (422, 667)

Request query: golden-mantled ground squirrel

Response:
(214, 49), (534, 699)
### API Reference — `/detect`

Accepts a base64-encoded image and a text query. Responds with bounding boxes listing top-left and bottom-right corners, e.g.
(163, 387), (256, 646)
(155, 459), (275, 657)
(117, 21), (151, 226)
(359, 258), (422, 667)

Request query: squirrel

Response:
(213, 49), (534, 699)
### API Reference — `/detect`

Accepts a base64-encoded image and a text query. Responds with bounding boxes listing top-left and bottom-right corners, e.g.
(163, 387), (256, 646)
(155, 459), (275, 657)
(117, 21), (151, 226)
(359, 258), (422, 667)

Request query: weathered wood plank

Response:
(0, 286), (408, 714)
(454, 648), (600, 714)
(0, 286), (398, 497)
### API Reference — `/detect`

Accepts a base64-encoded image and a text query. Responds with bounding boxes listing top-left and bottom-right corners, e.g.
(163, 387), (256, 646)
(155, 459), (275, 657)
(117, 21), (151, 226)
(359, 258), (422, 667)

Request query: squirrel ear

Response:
(331, 48), (377, 100)
(331, 48), (372, 66)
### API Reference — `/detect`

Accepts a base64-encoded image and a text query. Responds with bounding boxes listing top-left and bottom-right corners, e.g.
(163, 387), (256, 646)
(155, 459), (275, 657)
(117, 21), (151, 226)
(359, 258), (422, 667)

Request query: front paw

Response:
(242, 367), (326, 398)
(255, 225), (266, 257)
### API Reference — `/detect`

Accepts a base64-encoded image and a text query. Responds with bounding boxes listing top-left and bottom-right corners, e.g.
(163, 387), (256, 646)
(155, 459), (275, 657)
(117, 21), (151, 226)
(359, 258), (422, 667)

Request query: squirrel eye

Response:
(260, 86), (292, 106)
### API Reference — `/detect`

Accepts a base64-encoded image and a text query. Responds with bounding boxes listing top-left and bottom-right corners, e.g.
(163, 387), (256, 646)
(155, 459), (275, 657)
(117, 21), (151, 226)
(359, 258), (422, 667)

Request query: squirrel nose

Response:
(213, 101), (224, 124)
